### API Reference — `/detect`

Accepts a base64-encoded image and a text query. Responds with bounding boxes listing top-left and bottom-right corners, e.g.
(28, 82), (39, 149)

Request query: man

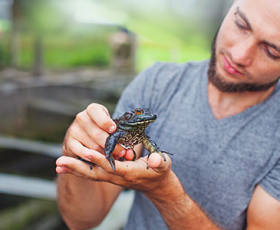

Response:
(56, 0), (280, 229)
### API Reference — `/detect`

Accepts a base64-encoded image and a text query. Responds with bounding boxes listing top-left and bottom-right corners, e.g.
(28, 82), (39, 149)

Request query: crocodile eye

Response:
(124, 112), (133, 120)
(135, 108), (143, 115)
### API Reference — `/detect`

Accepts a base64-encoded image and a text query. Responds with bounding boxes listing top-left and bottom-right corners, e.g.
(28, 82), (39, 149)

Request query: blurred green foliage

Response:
(0, 18), (211, 72)
(0, 27), (210, 72)
(16, 31), (112, 69)
(0, 0), (220, 72)
(136, 38), (210, 71)
(0, 21), (11, 68)
(0, 44), (10, 68)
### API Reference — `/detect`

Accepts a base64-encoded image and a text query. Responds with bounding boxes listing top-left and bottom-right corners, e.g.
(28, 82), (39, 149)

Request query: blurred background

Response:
(0, 0), (231, 229)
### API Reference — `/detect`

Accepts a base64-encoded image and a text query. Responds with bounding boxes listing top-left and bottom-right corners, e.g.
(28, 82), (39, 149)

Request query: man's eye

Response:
(235, 20), (247, 30)
(265, 47), (280, 60)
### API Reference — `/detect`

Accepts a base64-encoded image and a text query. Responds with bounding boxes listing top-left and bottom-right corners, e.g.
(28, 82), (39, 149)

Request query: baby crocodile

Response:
(80, 108), (172, 171)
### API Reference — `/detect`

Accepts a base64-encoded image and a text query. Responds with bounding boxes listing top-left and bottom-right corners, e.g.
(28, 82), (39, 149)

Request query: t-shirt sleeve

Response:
(259, 145), (280, 201)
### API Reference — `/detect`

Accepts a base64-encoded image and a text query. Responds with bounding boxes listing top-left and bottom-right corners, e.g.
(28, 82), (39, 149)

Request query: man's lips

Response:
(223, 56), (242, 76)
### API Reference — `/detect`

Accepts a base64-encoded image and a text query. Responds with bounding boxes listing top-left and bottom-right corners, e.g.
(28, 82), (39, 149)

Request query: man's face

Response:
(208, 0), (280, 93)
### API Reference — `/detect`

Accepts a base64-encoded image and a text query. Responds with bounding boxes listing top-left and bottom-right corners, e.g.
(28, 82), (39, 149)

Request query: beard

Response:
(207, 32), (279, 93)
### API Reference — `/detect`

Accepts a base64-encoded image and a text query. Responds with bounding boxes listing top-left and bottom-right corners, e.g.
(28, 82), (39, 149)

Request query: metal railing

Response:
(0, 135), (134, 229)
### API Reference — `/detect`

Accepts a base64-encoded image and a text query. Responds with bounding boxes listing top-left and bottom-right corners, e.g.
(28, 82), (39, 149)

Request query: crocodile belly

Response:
(118, 133), (144, 149)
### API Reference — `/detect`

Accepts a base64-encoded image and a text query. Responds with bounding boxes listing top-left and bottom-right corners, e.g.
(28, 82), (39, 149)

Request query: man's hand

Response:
(56, 103), (135, 174)
(56, 102), (172, 193)
(57, 143), (172, 194)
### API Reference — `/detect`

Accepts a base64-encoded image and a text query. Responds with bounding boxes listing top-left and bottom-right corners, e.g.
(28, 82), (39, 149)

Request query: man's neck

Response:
(208, 82), (275, 120)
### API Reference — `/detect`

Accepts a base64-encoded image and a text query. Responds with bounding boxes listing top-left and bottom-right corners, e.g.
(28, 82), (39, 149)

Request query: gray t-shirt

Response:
(113, 60), (280, 230)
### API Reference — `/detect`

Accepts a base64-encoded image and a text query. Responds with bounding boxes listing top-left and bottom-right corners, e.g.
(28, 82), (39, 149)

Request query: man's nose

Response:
(230, 38), (255, 67)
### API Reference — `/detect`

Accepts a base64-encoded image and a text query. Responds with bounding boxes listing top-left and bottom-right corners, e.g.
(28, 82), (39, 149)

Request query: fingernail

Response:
(56, 166), (67, 174)
(119, 150), (125, 158)
(60, 169), (67, 174)
(108, 125), (115, 133)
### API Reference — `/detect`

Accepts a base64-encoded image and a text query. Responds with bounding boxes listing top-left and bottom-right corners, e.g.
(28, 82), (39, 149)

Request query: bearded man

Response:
(56, 1), (280, 229)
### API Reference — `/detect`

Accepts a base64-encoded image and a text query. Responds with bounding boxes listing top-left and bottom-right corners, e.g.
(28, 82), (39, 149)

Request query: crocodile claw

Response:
(106, 155), (116, 172)
(78, 157), (97, 170)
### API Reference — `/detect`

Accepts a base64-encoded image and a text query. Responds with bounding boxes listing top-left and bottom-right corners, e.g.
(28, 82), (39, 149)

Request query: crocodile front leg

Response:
(105, 131), (124, 171)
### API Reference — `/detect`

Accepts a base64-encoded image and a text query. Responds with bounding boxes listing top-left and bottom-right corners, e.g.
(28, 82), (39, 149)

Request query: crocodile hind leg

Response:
(78, 157), (97, 170)
(142, 136), (173, 168)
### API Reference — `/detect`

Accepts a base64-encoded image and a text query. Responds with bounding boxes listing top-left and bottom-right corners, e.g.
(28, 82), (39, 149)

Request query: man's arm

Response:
(57, 147), (222, 230)
(57, 174), (122, 230)
(58, 142), (280, 230)
(56, 103), (127, 230)
(148, 170), (280, 230)
(246, 185), (280, 230)
(143, 164), (221, 230)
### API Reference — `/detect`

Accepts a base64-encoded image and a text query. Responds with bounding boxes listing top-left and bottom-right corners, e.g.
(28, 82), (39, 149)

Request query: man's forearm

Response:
(146, 171), (221, 230)
(57, 174), (122, 230)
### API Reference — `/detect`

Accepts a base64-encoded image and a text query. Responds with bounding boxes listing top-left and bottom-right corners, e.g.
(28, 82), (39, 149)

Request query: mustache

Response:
(220, 49), (250, 79)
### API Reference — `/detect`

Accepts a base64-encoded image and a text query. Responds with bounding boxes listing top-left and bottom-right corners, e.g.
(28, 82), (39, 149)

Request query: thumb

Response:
(147, 152), (171, 171)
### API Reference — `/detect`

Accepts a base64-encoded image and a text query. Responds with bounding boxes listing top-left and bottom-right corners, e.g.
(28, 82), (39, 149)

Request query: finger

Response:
(74, 111), (124, 157)
(56, 156), (96, 179)
(63, 119), (101, 158)
(67, 140), (118, 173)
(67, 138), (104, 162)
(81, 119), (108, 149)
(111, 157), (150, 177)
(77, 118), (123, 156)
(86, 103), (116, 133)
(68, 122), (103, 152)
(124, 149), (135, 161)
(56, 165), (70, 174)
(147, 153), (171, 172)
(118, 150), (126, 158)
(82, 105), (125, 155)
(75, 110), (109, 146)
(56, 156), (114, 181)
(123, 144), (142, 160)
